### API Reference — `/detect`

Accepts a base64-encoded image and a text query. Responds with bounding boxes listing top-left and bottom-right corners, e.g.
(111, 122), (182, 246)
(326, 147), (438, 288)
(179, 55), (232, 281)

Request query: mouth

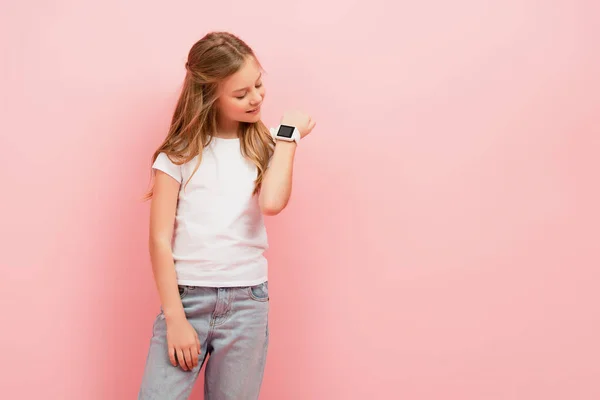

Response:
(246, 105), (261, 114)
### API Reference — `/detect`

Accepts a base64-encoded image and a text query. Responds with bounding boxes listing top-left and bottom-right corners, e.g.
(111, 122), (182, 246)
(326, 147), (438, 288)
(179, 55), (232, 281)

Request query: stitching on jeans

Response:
(248, 283), (269, 302)
(212, 288), (234, 326)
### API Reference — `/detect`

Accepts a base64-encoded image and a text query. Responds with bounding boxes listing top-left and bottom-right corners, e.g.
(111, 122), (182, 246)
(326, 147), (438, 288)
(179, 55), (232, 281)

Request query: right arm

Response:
(149, 170), (200, 371)
(149, 170), (185, 321)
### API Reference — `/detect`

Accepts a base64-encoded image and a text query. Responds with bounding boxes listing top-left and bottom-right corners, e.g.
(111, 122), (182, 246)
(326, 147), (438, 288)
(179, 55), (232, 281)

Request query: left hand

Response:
(280, 110), (316, 139)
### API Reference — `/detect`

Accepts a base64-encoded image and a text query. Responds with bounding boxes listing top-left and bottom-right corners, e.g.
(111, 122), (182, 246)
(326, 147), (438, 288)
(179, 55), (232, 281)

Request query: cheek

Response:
(234, 101), (249, 114)
(219, 98), (245, 116)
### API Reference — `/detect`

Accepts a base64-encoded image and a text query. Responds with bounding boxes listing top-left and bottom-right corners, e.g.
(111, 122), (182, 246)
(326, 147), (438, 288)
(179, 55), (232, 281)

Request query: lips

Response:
(247, 105), (261, 113)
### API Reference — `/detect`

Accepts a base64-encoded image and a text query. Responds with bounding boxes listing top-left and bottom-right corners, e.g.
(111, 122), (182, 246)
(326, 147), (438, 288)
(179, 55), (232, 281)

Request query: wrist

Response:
(163, 307), (186, 322)
(271, 124), (301, 145)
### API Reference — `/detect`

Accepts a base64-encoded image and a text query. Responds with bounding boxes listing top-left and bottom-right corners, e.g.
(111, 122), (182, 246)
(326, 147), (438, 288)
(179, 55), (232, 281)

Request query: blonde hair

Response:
(144, 32), (274, 200)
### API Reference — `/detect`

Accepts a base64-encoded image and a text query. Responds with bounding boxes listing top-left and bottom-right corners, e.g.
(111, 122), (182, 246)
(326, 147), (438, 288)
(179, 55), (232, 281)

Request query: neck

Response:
(215, 115), (240, 139)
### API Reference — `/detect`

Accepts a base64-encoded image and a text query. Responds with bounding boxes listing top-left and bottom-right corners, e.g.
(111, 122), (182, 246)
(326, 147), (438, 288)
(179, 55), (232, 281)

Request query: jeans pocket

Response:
(178, 285), (189, 299)
(248, 281), (269, 302)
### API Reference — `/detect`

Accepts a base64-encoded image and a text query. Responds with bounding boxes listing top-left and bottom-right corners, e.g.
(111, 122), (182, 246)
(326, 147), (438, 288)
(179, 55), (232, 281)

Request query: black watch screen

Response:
(277, 125), (295, 138)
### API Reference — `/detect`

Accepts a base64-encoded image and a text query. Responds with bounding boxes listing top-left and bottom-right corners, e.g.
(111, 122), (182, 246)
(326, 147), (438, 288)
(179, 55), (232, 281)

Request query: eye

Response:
(235, 82), (262, 99)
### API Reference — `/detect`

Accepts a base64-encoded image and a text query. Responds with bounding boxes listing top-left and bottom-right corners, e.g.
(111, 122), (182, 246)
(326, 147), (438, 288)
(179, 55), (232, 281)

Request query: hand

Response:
(166, 316), (201, 371)
(280, 110), (316, 139)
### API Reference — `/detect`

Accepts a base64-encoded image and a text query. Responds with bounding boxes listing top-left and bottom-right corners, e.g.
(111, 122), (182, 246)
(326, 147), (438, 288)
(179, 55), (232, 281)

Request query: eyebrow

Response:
(232, 73), (262, 93)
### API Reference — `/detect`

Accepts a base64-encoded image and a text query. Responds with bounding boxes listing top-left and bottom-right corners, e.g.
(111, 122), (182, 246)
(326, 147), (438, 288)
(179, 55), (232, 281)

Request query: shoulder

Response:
(152, 152), (184, 183)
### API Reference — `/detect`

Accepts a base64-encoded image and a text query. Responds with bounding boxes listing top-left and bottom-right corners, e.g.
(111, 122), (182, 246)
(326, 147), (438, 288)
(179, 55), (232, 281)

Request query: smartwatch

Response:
(271, 124), (301, 145)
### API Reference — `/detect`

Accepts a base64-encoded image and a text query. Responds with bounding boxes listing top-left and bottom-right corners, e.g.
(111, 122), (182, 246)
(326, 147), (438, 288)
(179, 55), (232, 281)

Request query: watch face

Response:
(277, 125), (295, 138)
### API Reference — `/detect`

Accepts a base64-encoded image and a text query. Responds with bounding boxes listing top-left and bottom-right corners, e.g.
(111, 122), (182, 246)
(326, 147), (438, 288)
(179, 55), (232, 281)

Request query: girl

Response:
(138, 32), (315, 400)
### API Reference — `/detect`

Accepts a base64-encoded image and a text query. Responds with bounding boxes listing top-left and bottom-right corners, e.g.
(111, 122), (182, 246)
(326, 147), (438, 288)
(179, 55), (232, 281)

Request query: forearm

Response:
(259, 140), (297, 215)
(149, 238), (185, 321)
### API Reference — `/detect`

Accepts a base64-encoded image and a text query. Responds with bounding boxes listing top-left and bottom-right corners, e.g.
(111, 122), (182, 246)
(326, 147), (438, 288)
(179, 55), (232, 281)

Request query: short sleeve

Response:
(152, 152), (182, 183)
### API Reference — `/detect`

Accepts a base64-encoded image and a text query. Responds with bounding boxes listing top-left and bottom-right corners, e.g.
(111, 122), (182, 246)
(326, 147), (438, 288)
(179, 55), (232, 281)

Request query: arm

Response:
(148, 170), (185, 321)
(149, 170), (200, 371)
(258, 141), (297, 216)
(258, 110), (316, 216)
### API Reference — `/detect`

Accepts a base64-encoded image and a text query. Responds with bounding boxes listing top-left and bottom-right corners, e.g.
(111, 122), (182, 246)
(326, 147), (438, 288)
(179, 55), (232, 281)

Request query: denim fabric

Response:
(139, 282), (269, 400)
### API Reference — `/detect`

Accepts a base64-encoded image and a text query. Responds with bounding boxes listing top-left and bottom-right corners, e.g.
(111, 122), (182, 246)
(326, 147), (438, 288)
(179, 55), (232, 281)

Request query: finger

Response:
(184, 348), (194, 370)
(168, 346), (177, 367)
(308, 119), (316, 132)
(195, 337), (201, 361)
(177, 349), (188, 371)
(190, 345), (199, 367)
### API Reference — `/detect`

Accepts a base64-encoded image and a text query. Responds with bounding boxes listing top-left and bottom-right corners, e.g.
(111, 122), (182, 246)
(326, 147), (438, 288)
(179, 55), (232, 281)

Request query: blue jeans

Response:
(138, 282), (270, 400)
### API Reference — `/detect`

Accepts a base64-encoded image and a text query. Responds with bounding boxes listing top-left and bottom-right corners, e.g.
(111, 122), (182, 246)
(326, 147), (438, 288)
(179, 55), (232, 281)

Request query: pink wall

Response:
(2, 1), (599, 399)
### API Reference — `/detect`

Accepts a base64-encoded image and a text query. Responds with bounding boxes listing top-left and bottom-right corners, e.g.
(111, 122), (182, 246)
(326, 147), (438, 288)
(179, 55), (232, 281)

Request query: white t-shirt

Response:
(152, 137), (269, 287)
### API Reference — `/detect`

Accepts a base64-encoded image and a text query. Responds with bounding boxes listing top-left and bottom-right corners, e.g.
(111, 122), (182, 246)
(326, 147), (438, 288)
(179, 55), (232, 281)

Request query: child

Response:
(138, 31), (315, 400)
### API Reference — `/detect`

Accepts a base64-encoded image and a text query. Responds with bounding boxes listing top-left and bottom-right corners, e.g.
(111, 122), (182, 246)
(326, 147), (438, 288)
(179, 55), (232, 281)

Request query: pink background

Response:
(2, 1), (599, 399)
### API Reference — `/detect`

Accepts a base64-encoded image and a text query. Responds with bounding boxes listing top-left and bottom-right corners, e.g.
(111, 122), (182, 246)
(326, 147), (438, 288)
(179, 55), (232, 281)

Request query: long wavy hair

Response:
(144, 32), (274, 200)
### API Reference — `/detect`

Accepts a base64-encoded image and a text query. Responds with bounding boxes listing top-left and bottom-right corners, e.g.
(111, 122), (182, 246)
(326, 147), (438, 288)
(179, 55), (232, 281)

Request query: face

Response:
(216, 56), (265, 127)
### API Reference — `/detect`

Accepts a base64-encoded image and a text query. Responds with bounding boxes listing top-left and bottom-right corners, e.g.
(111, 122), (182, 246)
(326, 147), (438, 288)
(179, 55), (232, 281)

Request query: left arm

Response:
(258, 140), (297, 216)
(258, 110), (316, 216)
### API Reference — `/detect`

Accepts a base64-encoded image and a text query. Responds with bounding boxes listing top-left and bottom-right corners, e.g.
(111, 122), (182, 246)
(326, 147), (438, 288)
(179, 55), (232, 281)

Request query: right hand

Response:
(166, 316), (201, 371)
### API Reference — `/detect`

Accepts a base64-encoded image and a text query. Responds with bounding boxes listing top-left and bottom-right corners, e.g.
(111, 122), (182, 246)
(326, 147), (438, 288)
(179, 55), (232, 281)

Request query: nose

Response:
(250, 89), (262, 105)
